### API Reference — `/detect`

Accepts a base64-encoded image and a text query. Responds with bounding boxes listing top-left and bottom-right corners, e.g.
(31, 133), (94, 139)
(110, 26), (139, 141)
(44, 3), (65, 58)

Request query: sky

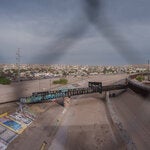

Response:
(0, 0), (150, 65)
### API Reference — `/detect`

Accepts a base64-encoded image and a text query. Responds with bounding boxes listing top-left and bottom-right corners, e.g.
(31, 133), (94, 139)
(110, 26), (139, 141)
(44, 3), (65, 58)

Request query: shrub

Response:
(0, 77), (11, 85)
(136, 75), (144, 82)
(53, 78), (68, 85)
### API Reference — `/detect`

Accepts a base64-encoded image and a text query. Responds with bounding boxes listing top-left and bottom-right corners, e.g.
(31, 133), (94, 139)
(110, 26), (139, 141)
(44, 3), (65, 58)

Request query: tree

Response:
(103, 67), (107, 74)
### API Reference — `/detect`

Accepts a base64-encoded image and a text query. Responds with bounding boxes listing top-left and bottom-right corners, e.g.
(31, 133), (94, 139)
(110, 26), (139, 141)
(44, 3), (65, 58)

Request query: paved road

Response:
(112, 89), (150, 150)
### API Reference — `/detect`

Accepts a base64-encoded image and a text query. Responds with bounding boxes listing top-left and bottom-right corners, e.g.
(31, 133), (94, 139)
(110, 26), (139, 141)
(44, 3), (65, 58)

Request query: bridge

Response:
(20, 82), (127, 104)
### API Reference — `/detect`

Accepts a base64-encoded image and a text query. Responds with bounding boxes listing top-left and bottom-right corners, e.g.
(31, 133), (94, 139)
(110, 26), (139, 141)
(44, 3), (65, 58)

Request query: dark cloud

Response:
(0, 0), (149, 109)
(33, 0), (145, 64)
(0, 0), (150, 64)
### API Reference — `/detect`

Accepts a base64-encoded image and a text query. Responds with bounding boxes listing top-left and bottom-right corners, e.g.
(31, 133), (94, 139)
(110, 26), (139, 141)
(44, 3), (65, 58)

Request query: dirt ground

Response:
(112, 89), (150, 150)
(7, 101), (65, 150)
(1, 74), (128, 150)
(7, 94), (125, 150)
(49, 94), (125, 150)
(0, 74), (127, 103)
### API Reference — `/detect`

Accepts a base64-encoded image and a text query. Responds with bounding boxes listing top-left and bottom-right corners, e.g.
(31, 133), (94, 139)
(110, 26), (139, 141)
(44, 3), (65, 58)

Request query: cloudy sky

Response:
(0, 0), (150, 65)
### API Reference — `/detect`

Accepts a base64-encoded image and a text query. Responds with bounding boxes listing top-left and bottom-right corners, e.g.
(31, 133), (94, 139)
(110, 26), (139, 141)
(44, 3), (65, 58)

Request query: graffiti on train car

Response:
(20, 82), (102, 104)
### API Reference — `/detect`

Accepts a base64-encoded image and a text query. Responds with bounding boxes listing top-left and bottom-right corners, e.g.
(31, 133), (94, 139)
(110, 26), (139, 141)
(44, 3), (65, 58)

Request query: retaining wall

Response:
(127, 73), (150, 96)
(105, 92), (137, 150)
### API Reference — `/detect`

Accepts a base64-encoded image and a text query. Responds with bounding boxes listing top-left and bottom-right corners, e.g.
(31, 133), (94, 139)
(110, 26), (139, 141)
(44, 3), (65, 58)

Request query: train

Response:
(20, 90), (69, 104)
(20, 82), (102, 104)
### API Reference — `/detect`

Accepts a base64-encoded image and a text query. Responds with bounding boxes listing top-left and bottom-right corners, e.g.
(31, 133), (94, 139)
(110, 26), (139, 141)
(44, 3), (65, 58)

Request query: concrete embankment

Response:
(127, 73), (150, 96)
(105, 91), (137, 150)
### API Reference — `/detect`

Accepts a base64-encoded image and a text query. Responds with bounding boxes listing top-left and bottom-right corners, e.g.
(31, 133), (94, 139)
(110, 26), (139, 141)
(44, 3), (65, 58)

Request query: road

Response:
(111, 89), (150, 150)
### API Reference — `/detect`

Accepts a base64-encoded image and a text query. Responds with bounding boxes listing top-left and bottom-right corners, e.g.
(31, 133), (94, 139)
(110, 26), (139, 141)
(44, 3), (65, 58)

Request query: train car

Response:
(20, 95), (43, 103)
(20, 82), (103, 104)
(20, 91), (68, 104)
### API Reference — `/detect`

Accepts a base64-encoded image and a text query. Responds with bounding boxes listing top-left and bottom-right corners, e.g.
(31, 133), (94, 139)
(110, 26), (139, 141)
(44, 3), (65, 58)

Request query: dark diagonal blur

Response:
(84, 0), (142, 63)
(34, 18), (88, 63)
(34, 0), (142, 64)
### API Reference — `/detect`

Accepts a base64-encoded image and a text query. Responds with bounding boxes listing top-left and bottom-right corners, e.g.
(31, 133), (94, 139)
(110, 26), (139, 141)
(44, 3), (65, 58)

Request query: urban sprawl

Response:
(0, 64), (148, 81)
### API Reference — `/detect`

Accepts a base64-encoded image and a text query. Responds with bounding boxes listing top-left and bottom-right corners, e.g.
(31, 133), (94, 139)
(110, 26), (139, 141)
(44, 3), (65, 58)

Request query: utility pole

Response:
(49, 78), (51, 90)
(38, 78), (40, 91)
(16, 48), (21, 82)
